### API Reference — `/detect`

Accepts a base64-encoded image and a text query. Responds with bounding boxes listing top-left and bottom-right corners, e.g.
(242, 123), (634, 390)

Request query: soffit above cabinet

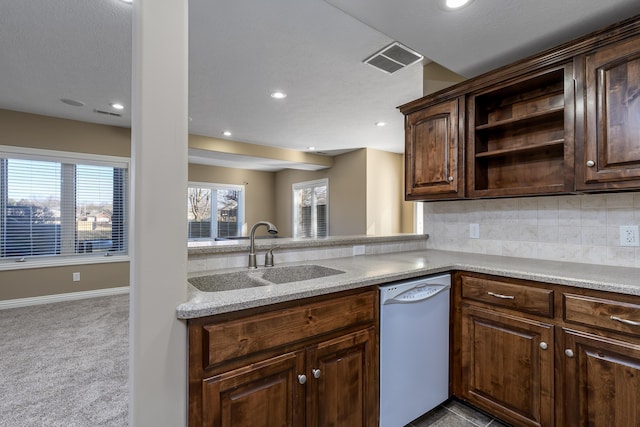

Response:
(324, 0), (640, 77)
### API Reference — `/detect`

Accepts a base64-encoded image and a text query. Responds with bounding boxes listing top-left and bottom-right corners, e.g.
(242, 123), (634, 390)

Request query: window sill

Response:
(0, 254), (130, 271)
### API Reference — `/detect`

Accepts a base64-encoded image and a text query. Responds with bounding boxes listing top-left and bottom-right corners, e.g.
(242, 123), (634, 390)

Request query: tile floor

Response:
(406, 399), (511, 427)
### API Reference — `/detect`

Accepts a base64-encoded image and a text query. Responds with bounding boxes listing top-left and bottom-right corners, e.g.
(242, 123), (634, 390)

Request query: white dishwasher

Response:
(379, 273), (451, 427)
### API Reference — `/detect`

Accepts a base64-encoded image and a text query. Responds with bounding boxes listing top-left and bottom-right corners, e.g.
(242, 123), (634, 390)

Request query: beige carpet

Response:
(0, 294), (128, 426)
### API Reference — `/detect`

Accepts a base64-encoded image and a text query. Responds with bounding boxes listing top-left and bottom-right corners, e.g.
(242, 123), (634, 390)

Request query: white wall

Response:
(423, 192), (640, 268)
(129, 0), (188, 425)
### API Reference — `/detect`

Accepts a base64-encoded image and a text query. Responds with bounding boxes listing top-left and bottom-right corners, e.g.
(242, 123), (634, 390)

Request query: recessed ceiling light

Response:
(375, 121), (386, 127)
(270, 91), (287, 99)
(308, 146), (316, 151)
(444, 0), (472, 9)
(120, 0), (133, 4)
(60, 98), (85, 107)
(111, 103), (125, 110)
(223, 131), (232, 137)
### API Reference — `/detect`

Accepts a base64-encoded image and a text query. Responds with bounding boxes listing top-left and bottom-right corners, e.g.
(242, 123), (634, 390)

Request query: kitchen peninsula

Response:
(180, 234), (640, 427)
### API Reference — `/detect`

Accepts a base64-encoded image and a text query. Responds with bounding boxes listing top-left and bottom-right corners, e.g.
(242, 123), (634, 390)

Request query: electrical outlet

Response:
(619, 225), (639, 247)
(73, 272), (81, 282)
(469, 223), (480, 239)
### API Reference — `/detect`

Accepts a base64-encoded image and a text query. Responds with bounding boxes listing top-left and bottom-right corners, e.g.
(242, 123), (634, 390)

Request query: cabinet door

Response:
(405, 97), (463, 200)
(306, 327), (377, 427)
(562, 329), (640, 427)
(460, 306), (554, 427)
(201, 351), (305, 427)
(578, 37), (640, 189)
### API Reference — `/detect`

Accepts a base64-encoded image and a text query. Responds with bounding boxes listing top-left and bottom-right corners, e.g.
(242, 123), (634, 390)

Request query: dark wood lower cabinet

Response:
(453, 272), (640, 427)
(307, 328), (376, 427)
(188, 289), (378, 427)
(562, 329), (640, 427)
(460, 305), (554, 427)
(202, 352), (305, 427)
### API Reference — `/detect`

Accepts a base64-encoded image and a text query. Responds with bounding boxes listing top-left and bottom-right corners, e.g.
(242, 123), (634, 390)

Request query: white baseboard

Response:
(0, 286), (130, 310)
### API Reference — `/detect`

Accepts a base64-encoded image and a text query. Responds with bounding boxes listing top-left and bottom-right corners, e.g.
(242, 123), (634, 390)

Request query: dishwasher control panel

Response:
(393, 285), (442, 302)
(379, 274), (451, 305)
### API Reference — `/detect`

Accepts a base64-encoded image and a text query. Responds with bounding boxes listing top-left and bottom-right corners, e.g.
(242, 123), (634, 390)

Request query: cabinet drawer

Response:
(564, 293), (640, 336)
(461, 275), (554, 317)
(202, 291), (375, 369)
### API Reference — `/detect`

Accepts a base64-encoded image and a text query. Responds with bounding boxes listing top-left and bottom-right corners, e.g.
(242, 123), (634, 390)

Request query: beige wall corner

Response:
(400, 155), (416, 233)
(423, 62), (467, 96)
(275, 149), (367, 237)
(365, 149), (403, 235)
(188, 164), (276, 236)
(400, 200), (416, 233)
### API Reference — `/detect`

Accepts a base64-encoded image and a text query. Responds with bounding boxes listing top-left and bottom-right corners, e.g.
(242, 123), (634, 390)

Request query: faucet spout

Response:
(248, 221), (278, 269)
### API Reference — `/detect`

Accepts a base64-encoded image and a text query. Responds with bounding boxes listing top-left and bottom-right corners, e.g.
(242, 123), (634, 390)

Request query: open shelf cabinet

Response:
(467, 65), (574, 197)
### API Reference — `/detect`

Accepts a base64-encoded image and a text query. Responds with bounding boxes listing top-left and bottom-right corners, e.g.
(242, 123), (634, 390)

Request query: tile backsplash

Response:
(423, 192), (640, 268)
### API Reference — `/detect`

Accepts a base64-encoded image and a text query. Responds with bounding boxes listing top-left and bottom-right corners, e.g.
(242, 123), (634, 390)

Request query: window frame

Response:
(0, 145), (130, 270)
(292, 178), (329, 238)
(187, 181), (245, 241)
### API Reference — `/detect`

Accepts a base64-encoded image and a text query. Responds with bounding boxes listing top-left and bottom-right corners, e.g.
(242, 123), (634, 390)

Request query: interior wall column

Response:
(130, 0), (188, 425)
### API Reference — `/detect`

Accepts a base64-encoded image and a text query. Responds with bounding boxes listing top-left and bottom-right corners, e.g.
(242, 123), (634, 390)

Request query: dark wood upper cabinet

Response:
(467, 64), (575, 197)
(576, 37), (640, 190)
(401, 14), (640, 201)
(404, 96), (464, 200)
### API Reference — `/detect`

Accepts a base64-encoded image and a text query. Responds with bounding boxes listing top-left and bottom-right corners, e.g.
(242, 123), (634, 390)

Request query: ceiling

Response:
(1, 0), (639, 169)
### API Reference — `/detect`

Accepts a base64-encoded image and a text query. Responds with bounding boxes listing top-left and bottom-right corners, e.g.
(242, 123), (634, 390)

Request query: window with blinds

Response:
(187, 183), (244, 240)
(292, 179), (328, 238)
(0, 147), (129, 263)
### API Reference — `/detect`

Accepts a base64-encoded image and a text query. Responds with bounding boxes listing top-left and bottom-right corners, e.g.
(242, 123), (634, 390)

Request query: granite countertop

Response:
(176, 249), (640, 319)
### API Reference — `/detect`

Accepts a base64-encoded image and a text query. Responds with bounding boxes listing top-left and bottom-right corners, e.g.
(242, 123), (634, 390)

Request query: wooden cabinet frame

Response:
(452, 271), (640, 427)
(187, 288), (379, 427)
(400, 15), (640, 201)
(404, 96), (465, 200)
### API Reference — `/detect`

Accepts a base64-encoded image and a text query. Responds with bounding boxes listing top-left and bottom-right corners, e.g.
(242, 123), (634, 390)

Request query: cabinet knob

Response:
(586, 160), (595, 167)
(565, 349), (574, 358)
(298, 374), (307, 384)
(312, 369), (321, 379)
(539, 342), (548, 350)
(448, 176), (454, 182)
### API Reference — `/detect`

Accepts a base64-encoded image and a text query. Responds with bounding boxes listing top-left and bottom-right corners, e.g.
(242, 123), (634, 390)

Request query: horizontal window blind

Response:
(293, 179), (328, 238)
(0, 147), (129, 263)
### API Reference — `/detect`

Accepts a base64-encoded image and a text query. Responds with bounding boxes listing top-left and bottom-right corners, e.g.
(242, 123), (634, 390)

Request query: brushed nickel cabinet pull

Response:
(487, 291), (515, 300)
(539, 342), (548, 350)
(610, 315), (640, 326)
(298, 374), (307, 385)
(565, 349), (574, 358)
(586, 160), (595, 167)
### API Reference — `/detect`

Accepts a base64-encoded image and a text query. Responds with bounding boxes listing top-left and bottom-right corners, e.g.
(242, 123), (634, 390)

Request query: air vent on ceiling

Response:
(93, 109), (122, 117)
(363, 42), (424, 74)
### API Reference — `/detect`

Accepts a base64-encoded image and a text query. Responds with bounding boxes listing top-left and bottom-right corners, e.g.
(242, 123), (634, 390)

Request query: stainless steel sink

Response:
(188, 264), (346, 292)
